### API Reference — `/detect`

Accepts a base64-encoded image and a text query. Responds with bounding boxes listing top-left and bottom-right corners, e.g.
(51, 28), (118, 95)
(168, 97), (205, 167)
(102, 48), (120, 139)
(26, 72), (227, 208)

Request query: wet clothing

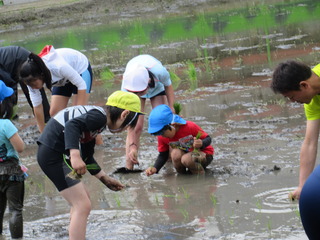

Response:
(304, 64), (320, 120)
(28, 46), (93, 107)
(154, 121), (214, 172)
(0, 46), (50, 121)
(299, 165), (320, 240)
(0, 119), (26, 239)
(0, 180), (24, 239)
(121, 55), (172, 99)
(37, 105), (106, 191)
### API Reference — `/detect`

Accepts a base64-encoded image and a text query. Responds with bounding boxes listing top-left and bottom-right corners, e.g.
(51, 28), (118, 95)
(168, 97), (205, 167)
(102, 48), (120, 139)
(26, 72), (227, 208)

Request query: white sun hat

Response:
(122, 63), (149, 92)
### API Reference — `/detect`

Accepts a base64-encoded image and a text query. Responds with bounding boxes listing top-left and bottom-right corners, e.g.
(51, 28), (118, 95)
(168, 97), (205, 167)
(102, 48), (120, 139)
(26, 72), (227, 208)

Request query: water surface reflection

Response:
(1, 0), (318, 239)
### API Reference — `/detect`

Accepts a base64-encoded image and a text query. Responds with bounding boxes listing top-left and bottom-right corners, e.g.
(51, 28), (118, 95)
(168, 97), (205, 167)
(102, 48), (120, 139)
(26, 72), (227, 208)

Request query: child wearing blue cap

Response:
(0, 80), (26, 239)
(146, 104), (214, 175)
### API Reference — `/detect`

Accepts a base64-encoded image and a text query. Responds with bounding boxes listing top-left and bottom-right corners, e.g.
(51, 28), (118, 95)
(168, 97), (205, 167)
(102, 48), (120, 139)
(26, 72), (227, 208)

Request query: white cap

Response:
(122, 63), (149, 92)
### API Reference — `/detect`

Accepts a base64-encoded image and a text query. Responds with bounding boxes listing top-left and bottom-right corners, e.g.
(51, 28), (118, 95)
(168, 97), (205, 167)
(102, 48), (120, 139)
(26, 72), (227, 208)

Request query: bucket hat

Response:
(106, 90), (145, 114)
(148, 104), (186, 133)
(122, 63), (149, 92)
(0, 80), (14, 102)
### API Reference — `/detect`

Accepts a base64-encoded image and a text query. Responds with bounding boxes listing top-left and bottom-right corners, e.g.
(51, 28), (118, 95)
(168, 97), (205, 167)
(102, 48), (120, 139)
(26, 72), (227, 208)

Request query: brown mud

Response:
(0, 0), (228, 32)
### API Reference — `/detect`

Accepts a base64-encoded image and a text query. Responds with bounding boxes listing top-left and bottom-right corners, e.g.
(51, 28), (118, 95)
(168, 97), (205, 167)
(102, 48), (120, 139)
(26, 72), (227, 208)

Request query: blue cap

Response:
(148, 104), (186, 134)
(0, 80), (14, 102)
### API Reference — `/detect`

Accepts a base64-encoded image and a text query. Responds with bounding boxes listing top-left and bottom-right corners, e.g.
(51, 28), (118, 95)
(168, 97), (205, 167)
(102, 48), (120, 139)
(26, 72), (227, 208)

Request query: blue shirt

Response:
(121, 55), (172, 98)
(0, 119), (19, 161)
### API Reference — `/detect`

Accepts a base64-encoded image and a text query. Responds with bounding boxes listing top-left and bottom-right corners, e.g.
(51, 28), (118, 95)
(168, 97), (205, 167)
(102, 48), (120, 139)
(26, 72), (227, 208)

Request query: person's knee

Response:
(80, 201), (92, 216)
(170, 150), (182, 164)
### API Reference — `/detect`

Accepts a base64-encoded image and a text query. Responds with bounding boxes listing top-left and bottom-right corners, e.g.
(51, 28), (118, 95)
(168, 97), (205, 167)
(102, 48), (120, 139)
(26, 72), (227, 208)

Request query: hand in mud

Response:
(99, 175), (125, 191)
(289, 187), (301, 201)
(145, 167), (157, 176)
(193, 138), (203, 149)
(128, 147), (139, 165)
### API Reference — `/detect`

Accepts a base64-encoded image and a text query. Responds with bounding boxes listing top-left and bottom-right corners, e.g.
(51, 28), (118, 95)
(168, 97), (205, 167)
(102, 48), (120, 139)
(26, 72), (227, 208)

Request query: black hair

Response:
(151, 124), (172, 136)
(148, 70), (155, 88)
(19, 52), (52, 90)
(271, 60), (312, 94)
(0, 94), (15, 119)
(104, 105), (139, 129)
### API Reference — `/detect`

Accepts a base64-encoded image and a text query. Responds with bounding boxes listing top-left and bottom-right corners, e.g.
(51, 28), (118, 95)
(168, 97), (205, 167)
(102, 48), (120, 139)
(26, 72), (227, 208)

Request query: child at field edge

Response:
(146, 104), (214, 175)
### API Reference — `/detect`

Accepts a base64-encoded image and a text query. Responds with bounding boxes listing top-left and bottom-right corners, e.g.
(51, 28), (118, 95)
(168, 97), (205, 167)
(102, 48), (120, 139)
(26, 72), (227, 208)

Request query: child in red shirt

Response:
(146, 104), (214, 175)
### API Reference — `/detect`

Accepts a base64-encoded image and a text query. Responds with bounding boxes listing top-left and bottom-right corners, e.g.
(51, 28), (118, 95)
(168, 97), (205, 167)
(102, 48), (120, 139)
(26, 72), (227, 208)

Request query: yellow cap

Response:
(106, 90), (145, 114)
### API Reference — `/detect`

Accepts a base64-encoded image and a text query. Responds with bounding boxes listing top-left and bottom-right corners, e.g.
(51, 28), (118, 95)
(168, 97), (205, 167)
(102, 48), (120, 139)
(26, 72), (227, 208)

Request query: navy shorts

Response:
(52, 63), (93, 97)
(37, 141), (101, 192)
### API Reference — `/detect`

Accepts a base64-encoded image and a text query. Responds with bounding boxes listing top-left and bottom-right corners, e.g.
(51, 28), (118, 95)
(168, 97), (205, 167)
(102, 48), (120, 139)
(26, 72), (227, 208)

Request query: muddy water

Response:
(1, 0), (320, 239)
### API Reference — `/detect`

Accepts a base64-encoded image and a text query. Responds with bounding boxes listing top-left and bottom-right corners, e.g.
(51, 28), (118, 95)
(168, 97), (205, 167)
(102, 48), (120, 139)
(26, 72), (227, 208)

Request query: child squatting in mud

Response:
(145, 104), (214, 175)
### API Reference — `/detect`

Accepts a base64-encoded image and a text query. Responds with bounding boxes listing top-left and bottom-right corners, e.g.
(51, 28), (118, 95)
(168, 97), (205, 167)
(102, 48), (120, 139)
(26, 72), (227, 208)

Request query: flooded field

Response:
(1, 0), (320, 239)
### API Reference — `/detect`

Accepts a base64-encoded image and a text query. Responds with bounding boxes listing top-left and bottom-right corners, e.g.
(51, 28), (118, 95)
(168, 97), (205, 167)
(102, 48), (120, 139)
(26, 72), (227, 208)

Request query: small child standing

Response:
(146, 104), (214, 175)
(0, 80), (26, 239)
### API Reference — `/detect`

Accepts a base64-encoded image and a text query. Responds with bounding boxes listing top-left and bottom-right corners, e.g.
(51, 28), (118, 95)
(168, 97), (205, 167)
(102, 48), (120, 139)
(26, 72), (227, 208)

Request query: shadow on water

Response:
(1, 0), (319, 239)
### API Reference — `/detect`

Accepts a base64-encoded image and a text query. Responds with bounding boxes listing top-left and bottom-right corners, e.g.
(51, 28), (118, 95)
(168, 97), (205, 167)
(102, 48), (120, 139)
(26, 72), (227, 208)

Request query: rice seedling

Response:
(163, 194), (176, 198)
(255, 198), (262, 212)
(267, 218), (272, 234)
(179, 187), (190, 199)
(179, 208), (189, 221)
(210, 194), (217, 207)
(67, 163), (100, 180)
(114, 194), (121, 207)
(173, 102), (182, 115)
(186, 60), (198, 91)
(100, 67), (115, 88)
(155, 194), (160, 206)
(170, 71), (181, 90)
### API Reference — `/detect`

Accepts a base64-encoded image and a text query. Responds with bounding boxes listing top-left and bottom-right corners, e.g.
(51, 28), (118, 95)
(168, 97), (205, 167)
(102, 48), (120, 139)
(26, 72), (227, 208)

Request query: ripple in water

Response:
(251, 187), (298, 214)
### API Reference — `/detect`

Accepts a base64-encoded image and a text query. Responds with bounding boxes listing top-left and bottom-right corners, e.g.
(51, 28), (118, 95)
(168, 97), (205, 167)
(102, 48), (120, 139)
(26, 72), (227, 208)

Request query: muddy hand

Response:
(100, 175), (125, 191)
(289, 187), (301, 201)
(193, 138), (203, 149)
(146, 167), (157, 176)
(129, 148), (139, 165)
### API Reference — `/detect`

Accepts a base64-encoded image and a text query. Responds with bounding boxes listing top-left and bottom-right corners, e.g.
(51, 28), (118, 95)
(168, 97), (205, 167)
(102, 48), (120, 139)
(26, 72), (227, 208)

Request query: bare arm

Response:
(34, 104), (46, 133)
(164, 84), (175, 111)
(291, 119), (320, 200)
(9, 132), (25, 153)
(70, 149), (87, 175)
(125, 98), (146, 169)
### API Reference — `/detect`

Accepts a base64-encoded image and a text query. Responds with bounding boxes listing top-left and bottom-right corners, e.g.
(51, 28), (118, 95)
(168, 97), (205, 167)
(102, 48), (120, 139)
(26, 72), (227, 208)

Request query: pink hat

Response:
(122, 63), (149, 92)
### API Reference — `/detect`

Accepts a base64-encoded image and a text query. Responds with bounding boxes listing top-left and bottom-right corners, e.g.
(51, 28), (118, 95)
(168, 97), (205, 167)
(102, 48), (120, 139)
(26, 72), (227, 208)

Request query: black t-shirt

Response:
(38, 105), (107, 154)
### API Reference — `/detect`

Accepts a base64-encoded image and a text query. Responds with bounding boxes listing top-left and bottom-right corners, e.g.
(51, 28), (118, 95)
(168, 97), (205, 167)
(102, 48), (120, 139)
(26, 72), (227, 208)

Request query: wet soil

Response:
(0, 0), (226, 32)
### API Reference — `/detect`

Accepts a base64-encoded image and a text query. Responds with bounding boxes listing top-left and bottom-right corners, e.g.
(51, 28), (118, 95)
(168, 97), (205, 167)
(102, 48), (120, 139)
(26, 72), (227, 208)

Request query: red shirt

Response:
(157, 121), (214, 155)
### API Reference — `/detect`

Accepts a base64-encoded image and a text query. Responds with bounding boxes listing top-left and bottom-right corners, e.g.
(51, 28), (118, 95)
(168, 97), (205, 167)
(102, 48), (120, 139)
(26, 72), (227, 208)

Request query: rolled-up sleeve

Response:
(27, 86), (42, 107)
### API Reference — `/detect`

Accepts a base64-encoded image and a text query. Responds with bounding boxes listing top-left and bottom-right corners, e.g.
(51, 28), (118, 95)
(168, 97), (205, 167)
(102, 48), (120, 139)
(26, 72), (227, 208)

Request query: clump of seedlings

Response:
(67, 163), (100, 180)
(173, 102), (182, 115)
(191, 131), (204, 163)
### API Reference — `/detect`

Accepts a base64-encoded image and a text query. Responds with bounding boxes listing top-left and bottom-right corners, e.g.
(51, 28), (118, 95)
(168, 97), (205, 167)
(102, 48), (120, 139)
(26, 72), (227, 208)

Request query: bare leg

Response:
(182, 152), (206, 174)
(50, 95), (70, 116)
(171, 148), (187, 174)
(60, 183), (91, 240)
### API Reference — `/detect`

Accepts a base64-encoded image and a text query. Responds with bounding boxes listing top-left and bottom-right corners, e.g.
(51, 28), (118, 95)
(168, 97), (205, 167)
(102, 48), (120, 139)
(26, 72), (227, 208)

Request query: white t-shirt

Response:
(29, 47), (89, 107)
